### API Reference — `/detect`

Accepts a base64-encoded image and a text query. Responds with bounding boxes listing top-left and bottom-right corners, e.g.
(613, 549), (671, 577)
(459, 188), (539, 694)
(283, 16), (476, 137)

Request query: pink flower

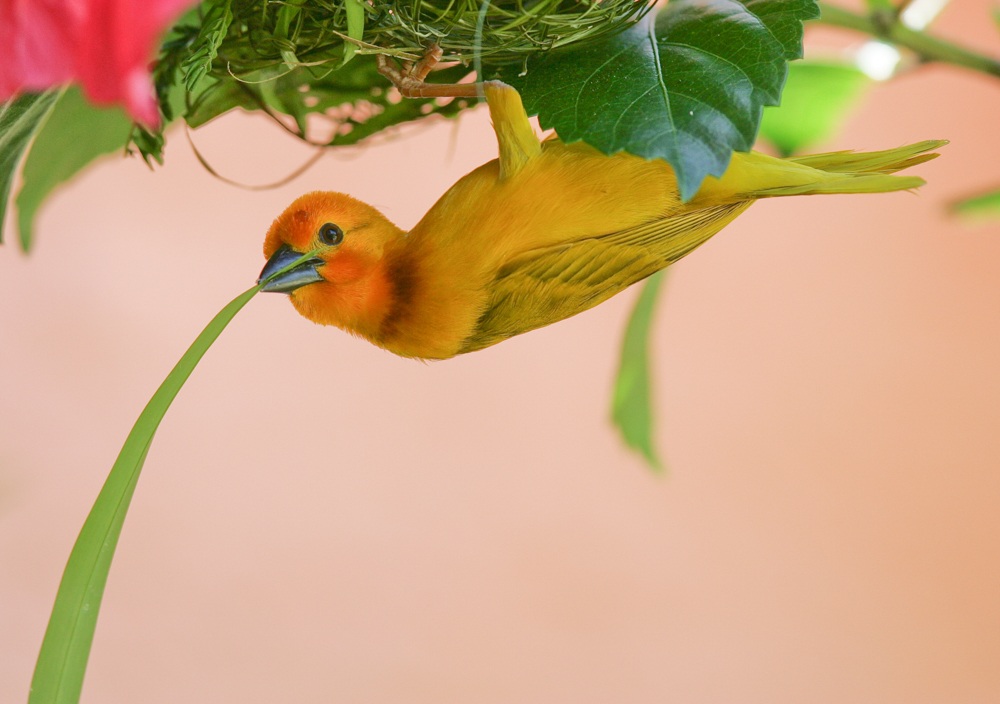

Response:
(0, 0), (198, 126)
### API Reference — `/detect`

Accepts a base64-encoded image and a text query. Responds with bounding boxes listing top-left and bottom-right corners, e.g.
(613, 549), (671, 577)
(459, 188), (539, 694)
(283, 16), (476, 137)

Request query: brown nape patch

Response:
(378, 251), (420, 344)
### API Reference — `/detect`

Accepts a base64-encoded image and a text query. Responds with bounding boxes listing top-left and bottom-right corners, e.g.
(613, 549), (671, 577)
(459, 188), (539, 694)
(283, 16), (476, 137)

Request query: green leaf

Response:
(0, 89), (62, 244)
(611, 272), (665, 470)
(759, 61), (870, 157)
(16, 87), (133, 251)
(341, 0), (366, 66)
(492, 0), (820, 200)
(180, 0), (234, 92)
(184, 77), (261, 129)
(29, 251), (318, 704)
(950, 186), (1000, 220)
(28, 285), (259, 704)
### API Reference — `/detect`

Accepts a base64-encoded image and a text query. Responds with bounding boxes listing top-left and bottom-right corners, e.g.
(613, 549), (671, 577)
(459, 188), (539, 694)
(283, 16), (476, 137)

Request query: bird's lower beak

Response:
(258, 244), (325, 293)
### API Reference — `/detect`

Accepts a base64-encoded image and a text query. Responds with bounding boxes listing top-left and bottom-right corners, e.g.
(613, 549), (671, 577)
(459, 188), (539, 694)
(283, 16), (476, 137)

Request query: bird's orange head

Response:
(259, 191), (407, 338)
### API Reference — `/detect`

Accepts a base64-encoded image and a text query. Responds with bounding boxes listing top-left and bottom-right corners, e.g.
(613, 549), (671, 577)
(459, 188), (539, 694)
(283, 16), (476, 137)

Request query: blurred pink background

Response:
(2, 3), (999, 702)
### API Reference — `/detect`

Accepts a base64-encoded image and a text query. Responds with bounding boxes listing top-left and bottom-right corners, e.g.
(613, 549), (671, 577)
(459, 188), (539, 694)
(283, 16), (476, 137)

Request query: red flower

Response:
(0, 0), (198, 126)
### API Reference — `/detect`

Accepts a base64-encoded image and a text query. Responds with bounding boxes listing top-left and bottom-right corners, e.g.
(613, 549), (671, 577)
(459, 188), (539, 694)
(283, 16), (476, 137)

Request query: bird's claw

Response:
(376, 43), (479, 99)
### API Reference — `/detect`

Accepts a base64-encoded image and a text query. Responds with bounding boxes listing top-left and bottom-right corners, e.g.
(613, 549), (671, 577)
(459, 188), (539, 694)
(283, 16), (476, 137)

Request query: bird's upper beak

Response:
(257, 244), (325, 293)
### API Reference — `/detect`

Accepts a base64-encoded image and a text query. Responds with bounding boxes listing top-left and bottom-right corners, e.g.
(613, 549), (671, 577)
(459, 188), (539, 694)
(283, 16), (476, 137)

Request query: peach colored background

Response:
(2, 4), (999, 702)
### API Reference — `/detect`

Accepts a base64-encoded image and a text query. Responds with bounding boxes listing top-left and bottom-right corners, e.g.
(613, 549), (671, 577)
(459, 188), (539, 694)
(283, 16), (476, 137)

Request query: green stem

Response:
(814, 2), (1000, 79)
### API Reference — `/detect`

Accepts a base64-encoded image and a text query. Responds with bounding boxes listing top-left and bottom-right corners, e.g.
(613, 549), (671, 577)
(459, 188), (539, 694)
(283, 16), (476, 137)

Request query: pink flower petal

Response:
(0, 0), (198, 126)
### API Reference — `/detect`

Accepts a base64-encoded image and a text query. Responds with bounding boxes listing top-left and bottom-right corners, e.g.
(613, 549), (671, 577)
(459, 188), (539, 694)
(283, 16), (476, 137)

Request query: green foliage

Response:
(0, 90), (61, 244)
(183, 56), (470, 142)
(16, 88), (133, 251)
(759, 61), (871, 157)
(492, 0), (821, 201)
(950, 187), (1000, 220)
(612, 272), (665, 470)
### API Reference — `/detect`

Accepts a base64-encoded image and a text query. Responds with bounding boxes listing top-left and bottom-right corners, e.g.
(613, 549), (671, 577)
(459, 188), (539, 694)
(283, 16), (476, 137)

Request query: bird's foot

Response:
(376, 43), (480, 99)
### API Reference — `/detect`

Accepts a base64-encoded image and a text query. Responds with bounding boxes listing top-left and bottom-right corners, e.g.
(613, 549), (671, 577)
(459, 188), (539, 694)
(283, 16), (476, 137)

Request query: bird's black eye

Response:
(318, 223), (343, 245)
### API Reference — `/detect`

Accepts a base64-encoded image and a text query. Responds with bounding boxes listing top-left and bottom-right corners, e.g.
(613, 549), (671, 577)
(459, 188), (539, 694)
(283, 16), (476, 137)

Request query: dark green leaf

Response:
(0, 90), (62, 244)
(759, 61), (870, 157)
(950, 186), (1000, 220)
(612, 272), (665, 470)
(16, 87), (133, 251)
(492, 0), (820, 200)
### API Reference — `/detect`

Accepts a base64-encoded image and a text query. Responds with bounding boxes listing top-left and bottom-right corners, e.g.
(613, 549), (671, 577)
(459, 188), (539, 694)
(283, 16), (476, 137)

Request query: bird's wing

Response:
(459, 200), (753, 353)
(484, 81), (541, 179)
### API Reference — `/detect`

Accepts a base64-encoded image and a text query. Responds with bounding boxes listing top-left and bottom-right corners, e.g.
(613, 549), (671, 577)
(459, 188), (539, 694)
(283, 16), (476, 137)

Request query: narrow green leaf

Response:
(180, 0), (234, 92)
(30, 250), (319, 704)
(0, 89), (62, 244)
(612, 272), (666, 470)
(493, 0), (820, 200)
(759, 61), (871, 157)
(275, 0), (307, 67)
(16, 87), (133, 251)
(28, 285), (259, 704)
(341, 0), (366, 66)
(950, 186), (1000, 220)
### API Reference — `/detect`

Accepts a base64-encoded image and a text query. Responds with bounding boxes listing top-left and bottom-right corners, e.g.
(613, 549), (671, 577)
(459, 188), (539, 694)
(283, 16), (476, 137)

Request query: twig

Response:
(815, 2), (1000, 79)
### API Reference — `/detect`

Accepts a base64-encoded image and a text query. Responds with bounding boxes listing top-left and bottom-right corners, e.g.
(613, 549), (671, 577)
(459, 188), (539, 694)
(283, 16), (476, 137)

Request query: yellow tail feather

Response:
(692, 140), (946, 205)
(788, 140), (948, 174)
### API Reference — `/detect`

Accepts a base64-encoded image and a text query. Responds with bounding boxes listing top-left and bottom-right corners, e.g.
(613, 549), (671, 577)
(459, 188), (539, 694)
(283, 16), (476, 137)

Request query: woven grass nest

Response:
(216, 0), (652, 71)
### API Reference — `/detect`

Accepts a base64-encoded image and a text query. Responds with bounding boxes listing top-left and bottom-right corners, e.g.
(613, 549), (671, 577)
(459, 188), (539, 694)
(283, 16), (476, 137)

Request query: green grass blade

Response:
(611, 271), (665, 470)
(28, 283), (261, 704)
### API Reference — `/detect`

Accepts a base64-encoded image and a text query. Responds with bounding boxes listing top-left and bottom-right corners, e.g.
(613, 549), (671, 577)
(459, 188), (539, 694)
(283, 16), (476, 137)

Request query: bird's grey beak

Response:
(257, 244), (325, 293)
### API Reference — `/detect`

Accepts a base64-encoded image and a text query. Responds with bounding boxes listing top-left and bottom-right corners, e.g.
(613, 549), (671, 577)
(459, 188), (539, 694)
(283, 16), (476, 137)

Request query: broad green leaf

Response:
(612, 272), (665, 470)
(492, 0), (820, 201)
(0, 90), (62, 244)
(30, 251), (318, 704)
(759, 61), (870, 157)
(950, 187), (1000, 220)
(16, 87), (133, 251)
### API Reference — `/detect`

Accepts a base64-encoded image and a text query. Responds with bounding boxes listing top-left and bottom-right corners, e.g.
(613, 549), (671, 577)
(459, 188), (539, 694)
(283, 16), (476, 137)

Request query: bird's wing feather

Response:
(459, 200), (753, 353)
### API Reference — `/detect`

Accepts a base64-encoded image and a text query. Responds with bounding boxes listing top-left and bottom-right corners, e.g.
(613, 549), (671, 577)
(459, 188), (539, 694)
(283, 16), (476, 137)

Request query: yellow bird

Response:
(259, 80), (944, 360)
